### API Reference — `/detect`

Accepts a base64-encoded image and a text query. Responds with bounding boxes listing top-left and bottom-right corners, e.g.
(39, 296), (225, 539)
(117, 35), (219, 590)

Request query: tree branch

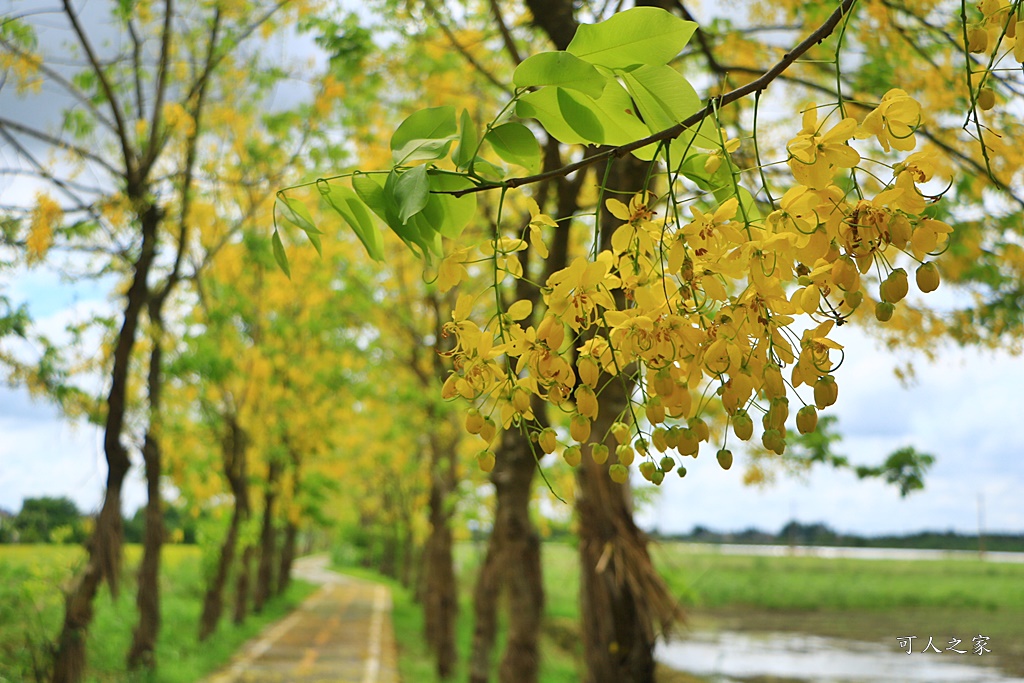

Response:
(153, 3), (219, 310)
(451, 0), (858, 196)
(0, 115), (121, 176)
(0, 34), (118, 134)
(127, 18), (146, 121)
(712, 62), (1024, 209)
(488, 0), (523, 65)
(62, 0), (136, 180)
(142, 0), (175, 172)
(0, 125), (101, 221)
(422, 0), (512, 95)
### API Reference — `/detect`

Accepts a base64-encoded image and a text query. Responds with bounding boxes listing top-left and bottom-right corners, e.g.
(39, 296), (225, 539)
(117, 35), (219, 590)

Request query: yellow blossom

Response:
(787, 109), (860, 189)
(26, 193), (62, 263)
(857, 88), (921, 152)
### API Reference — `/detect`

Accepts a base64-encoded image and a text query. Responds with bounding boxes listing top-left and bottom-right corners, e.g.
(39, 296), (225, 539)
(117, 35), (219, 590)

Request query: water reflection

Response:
(658, 630), (1024, 683)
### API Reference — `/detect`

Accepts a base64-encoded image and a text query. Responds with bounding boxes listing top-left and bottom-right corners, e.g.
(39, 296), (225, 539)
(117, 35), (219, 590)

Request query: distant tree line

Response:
(0, 497), (196, 545)
(654, 521), (1024, 553)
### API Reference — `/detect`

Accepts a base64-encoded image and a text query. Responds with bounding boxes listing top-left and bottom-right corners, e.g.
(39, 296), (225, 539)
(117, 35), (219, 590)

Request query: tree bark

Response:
(126, 340), (165, 671)
(575, 154), (682, 683)
(379, 491), (399, 579)
(254, 458), (282, 614)
(422, 430), (458, 678)
(198, 416), (249, 641)
(51, 202), (160, 683)
(275, 445), (302, 596)
(276, 520), (298, 596)
(233, 544), (253, 625)
(198, 505), (240, 641)
(469, 426), (544, 683)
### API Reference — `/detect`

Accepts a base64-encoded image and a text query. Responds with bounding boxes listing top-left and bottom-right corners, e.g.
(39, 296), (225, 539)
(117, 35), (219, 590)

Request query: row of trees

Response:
(0, 497), (88, 544)
(288, 1), (1024, 682)
(1, 1), (1022, 683)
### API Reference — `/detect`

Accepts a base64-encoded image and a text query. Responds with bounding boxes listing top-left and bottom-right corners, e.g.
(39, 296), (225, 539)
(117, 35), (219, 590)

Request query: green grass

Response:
(650, 544), (1024, 611)
(0, 544), (316, 683)
(339, 540), (1024, 681)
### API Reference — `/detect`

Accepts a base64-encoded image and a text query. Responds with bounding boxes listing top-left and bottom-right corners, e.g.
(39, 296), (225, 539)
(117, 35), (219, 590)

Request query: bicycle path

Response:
(200, 555), (399, 683)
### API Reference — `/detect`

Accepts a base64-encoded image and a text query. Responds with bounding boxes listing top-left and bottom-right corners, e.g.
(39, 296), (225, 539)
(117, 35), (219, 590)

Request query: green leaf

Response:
(557, 87), (604, 143)
(517, 92), (583, 145)
(277, 195), (324, 256)
(566, 7), (697, 69)
(271, 230), (290, 278)
(453, 109), (478, 170)
(390, 105), (458, 164)
(512, 52), (608, 98)
(585, 79), (650, 146)
(355, 172), (420, 255)
(383, 171), (434, 258)
(352, 173), (389, 218)
(392, 164), (430, 224)
(485, 122), (541, 174)
(423, 173), (478, 239)
(621, 64), (702, 133)
(409, 213), (445, 258)
(306, 230), (323, 256)
(470, 157), (506, 183)
(318, 181), (384, 261)
(516, 87), (604, 145)
(277, 196), (322, 235)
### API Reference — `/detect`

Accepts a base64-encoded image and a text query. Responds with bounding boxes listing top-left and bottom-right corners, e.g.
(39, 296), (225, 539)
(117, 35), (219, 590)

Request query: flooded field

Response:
(658, 630), (1024, 683)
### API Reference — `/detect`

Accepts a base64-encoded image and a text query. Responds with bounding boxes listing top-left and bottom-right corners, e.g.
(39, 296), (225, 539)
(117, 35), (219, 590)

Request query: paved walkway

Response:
(201, 556), (399, 683)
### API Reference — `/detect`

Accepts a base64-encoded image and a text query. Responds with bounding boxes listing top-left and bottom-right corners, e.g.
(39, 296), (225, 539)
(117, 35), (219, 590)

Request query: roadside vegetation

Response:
(0, 545), (314, 683)
(336, 541), (1024, 682)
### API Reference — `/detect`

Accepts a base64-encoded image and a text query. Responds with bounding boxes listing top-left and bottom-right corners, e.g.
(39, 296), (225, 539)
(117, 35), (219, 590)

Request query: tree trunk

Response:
(422, 432), (458, 678)
(574, 154), (682, 683)
(233, 545), (253, 625)
(254, 459), (282, 614)
(198, 416), (249, 641)
(576, 395), (678, 683)
(469, 426), (544, 683)
(275, 446), (302, 597)
(198, 505), (241, 641)
(468, 528), (501, 683)
(126, 345), (164, 671)
(51, 203), (160, 683)
(276, 520), (298, 596)
(379, 506), (398, 579)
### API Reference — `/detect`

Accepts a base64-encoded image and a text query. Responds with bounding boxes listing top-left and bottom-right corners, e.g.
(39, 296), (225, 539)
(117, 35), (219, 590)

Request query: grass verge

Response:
(340, 541), (1024, 681)
(0, 544), (316, 683)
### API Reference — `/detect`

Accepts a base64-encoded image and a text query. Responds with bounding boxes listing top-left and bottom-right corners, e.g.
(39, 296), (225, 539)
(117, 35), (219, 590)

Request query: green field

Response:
(0, 544), (315, 683)
(8, 541), (1022, 683)
(339, 541), (1024, 682)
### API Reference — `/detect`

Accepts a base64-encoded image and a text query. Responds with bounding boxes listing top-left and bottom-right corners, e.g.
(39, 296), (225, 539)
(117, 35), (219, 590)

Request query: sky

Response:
(2, 1), (1023, 538)
(637, 327), (1024, 536)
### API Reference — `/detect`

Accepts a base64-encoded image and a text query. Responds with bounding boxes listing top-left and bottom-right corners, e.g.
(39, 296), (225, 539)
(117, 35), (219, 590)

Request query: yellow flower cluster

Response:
(441, 91), (950, 483)
(26, 192), (62, 263)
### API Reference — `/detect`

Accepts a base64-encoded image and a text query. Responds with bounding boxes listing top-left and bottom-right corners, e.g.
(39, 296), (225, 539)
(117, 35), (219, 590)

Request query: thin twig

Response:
(422, 0), (512, 95)
(0, 34), (118, 133)
(62, 0), (136, 179)
(0, 115), (121, 176)
(142, 0), (175, 171)
(488, 0), (523, 65)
